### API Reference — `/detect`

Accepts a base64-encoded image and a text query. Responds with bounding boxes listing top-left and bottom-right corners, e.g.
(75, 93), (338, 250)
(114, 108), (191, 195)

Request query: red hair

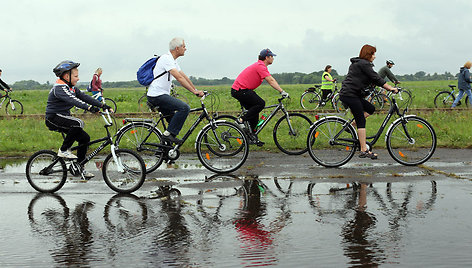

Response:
(359, 44), (376, 61)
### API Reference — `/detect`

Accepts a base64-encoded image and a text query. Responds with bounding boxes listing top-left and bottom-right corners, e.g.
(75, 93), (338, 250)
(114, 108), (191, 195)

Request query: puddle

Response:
(1, 176), (472, 267)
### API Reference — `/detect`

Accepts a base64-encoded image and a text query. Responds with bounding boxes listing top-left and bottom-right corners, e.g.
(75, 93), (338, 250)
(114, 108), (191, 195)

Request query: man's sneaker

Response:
(162, 134), (183, 144)
(57, 149), (77, 159)
(247, 133), (265, 147)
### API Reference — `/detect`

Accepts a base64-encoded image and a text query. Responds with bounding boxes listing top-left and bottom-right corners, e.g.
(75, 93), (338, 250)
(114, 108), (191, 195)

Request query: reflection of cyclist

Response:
(321, 65), (336, 104)
(146, 37), (204, 145)
(378, 60), (400, 85)
(0, 69), (12, 95)
(451, 61), (472, 107)
(339, 45), (397, 160)
(90, 68), (103, 101)
(231, 48), (289, 144)
(45, 60), (111, 178)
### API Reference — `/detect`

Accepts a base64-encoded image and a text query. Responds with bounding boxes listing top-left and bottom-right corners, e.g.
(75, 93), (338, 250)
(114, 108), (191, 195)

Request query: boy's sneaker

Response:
(57, 149), (77, 159)
(162, 133), (183, 144)
(82, 170), (95, 179)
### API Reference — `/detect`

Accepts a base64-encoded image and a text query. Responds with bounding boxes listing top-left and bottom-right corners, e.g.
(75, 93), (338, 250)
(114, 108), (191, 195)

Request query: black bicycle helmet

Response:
(53, 60), (80, 77)
(386, 60), (395, 65)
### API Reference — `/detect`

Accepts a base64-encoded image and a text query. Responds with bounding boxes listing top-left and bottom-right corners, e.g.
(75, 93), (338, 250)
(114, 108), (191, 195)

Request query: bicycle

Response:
(73, 91), (117, 114)
(138, 84), (189, 112)
(307, 88), (437, 167)
(214, 95), (312, 155)
(300, 82), (343, 112)
(26, 111), (146, 194)
(0, 89), (23, 115)
(434, 84), (469, 108)
(116, 91), (249, 174)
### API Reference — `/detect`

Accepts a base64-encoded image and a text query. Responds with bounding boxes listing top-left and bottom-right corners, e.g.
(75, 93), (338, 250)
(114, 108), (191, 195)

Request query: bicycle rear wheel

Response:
(386, 116), (436, 166)
(115, 122), (164, 174)
(104, 98), (117, 113)
(138, 94), (149, 112)
(434, 91), (454, 108)
(5, 100), (23, 115)
(300, 91), (322, 110)
(196, 121), (249, 173)
(26, 150), (67, 193)
(307, 117), (357, 167)
(273, 113), (312, 155)
(102, 149), (146, 193)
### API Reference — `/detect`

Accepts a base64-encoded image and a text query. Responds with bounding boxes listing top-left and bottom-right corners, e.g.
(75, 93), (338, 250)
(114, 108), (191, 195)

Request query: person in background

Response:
(231, 48), (289, 146)
(320, 65), (336, 105)
(378, 60), (400, 85)
(0, 69), (12, 96)
(146, 37), (204, 144)
(91, 68), (103, 101)
(339, 45), (398, 160)
(451, 61), (472, 107)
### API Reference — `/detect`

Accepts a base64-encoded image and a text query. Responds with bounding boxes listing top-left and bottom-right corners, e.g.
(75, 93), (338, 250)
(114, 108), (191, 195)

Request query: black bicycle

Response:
(214, 95), (312, 155)
(116, 91), (249, 174)
(307, 89), (437, 167)
(26, 111), (146, 193)
(300, 82), (343, 112)
(0, 89), (23, 115)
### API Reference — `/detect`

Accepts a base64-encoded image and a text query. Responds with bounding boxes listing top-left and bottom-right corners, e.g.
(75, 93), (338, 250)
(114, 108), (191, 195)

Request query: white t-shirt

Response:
(147, 52), (181, 97)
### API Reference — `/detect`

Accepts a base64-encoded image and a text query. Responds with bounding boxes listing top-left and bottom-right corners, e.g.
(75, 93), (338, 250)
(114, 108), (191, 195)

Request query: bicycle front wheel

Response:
(115, 122), (164, 173)
(434, 91), (454, 108)
(273, 113), (312, 155)
(196, 121), (249, 173)
(300, 91), (322, 110)
(102, 149), (146, 193)
(307, 117), (357, 167)
(138, 94), (148, 112)
(26, 150), (67, 193)
(104, 98), (117, 113)
(5, 100), (23, 115)
(386, 116), (436, 166)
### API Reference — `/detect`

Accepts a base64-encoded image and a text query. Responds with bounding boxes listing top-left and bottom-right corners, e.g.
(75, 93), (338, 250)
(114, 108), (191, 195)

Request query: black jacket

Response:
(340, 57), (386, 98)
(0, 78), (10, 90)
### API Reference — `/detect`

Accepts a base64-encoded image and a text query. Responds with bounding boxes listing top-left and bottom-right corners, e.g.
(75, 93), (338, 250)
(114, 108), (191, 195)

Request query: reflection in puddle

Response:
(2, 175), (472, 267)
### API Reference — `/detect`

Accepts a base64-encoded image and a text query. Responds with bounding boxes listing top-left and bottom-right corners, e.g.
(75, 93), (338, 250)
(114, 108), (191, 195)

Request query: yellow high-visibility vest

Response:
(321, 72), (334, 90)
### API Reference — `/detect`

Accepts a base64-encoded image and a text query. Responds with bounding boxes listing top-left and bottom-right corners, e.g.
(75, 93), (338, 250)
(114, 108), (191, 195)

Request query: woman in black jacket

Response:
(339, 44), (397, 159)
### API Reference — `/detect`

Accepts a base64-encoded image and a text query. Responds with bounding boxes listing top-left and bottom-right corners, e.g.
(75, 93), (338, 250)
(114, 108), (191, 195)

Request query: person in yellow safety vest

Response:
(321, 65), (336, 104)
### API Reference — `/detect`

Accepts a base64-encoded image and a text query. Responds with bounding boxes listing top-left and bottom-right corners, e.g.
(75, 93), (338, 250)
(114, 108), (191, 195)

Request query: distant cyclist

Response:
(451, 61), (472, 107)
(378, 60), (400, 85)
(231, 48), (289, 145)
(0, 69), (12, 95)
(45, 60), (112, 178)
(320, 65), (336, 105)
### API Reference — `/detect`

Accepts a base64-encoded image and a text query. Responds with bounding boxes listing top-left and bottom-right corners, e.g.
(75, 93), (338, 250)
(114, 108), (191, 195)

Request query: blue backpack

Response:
(137, 56), (168, 86)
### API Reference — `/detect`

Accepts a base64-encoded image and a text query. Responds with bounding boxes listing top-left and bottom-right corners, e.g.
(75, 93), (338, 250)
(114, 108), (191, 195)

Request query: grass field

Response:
(0, 80), (471, 156)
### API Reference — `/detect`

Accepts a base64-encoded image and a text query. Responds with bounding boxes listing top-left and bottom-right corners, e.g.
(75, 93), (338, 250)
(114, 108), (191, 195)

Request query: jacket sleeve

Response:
(362, 62), (386, 87)
(0, 79), (10, 90)
(465, 69), (472, 83)
(91, 74), (100, 91)
(54, 85), (90, 110)
(76, 89), (104, 107)
(385, 68), (399, 83)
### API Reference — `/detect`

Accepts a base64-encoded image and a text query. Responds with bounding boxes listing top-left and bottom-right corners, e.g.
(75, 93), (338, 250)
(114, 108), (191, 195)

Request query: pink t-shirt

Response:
(232, 60), (271, 90)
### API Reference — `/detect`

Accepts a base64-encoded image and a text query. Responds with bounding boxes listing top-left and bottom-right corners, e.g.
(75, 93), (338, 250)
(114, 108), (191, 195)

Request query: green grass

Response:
(0, 80), (471, 156)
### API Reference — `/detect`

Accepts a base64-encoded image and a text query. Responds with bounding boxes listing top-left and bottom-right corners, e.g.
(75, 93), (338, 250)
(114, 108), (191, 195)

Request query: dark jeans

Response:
(339, 96), (375, 129)
(231, 89), (265, 132)
(147, 94), (190, 136)
(45, 114), (90, 163)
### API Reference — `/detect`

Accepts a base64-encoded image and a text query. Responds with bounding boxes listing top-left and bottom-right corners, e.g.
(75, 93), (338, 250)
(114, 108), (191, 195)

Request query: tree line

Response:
(11, 70), (458, 90)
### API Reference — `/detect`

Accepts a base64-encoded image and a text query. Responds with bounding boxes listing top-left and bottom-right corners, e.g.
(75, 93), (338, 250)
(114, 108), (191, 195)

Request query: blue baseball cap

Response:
(259, 48), (276, 58)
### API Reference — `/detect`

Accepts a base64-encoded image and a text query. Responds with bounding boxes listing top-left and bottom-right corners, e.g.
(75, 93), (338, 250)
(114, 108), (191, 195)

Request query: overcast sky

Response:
(1, 0), (471, 84)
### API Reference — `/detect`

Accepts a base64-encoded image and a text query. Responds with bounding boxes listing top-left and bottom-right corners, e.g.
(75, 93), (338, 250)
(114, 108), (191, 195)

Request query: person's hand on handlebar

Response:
(280, 90), (290, 98)
(101, 104), (114, 113)
(194, 89), (205, 97)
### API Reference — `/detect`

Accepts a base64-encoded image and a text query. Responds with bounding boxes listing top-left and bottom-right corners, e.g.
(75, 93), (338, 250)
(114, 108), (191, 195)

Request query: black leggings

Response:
(45, 114), (90, 163)
(339, 96), (375, 129)
(231, 89), (265, 132)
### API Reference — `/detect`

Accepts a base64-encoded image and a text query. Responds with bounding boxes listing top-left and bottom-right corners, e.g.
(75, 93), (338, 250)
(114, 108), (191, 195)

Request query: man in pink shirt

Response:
(231, 48), (289, 145)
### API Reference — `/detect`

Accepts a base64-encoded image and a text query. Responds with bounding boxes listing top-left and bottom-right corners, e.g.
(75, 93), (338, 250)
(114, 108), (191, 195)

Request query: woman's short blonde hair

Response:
(464, 61), (472, 69)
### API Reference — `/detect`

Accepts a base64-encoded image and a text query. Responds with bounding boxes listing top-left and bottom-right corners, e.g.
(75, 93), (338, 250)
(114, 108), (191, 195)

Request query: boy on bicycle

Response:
(45, 60), (112, 178)
(231, 48), (289, 146)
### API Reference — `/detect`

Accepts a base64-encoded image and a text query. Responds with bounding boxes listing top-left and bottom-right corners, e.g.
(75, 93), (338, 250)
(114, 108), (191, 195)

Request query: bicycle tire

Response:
(213, 115), (238, 123)
(273, 113), (312, 155)
(333, 93), (347, 113)
(102, 149), (146, 193)
(115, 122), (164, 173)
(104, 98), (117, 113)
(173, 93), (189, 105)
(196, 121), (249, 173)
(395, 89), (413, 110)
(5, 99), (23, 115)
(138, 94), (148, 112)
(307, 117), (357, 167)
(368, 93), (389, 110)
(386, 115), (436, 166)
(434, 91), (455, 108)
(26, 150), (67, 193)
(300, 91), (322, 110)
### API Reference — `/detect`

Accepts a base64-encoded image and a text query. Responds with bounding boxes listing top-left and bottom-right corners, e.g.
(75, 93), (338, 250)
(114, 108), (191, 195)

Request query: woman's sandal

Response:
(359, 150), (378, 159)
